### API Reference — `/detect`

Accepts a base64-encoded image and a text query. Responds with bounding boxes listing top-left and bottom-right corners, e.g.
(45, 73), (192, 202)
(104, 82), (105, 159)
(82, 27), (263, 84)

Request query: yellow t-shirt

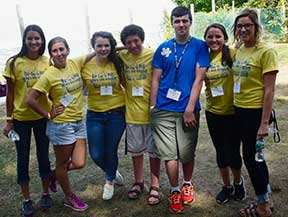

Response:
(233, 42), (278, 108)
(32, 57), (85, 123)
(81, 58), (124, 112)
(118, 48), (153, 124)
(3, 56), (50, 121)
(205, 49), (235, 115)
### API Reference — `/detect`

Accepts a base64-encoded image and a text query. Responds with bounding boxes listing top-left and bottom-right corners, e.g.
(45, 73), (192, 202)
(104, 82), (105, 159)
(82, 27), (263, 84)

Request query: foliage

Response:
(161, 9), (174, 41)
(172, 0), (248, 12)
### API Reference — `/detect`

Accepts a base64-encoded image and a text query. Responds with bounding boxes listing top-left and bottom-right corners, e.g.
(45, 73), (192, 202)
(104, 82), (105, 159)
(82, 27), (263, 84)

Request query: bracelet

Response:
(150, 105), (155, 110)
(47, 112), (51, 120)
(6, 116), (13, 121)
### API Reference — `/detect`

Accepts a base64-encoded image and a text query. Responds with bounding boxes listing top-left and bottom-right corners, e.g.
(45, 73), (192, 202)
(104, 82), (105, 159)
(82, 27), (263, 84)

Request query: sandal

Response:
(239, 202), (272, 217)
(147, 186), (161, 205)
(128, 182), (144, 199)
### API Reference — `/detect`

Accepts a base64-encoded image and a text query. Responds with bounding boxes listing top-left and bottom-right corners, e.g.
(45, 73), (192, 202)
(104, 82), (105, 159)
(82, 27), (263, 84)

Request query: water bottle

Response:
(255, 139), (265, 162)
(8, 130), (20, 141)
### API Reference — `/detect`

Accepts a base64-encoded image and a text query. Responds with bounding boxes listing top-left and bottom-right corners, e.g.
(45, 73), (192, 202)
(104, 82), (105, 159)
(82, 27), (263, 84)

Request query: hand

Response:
(256, 123), (269, 140)
(50, 105), (65, 119)
(3, 121), (13, 137)
(183, 108), (197, 128)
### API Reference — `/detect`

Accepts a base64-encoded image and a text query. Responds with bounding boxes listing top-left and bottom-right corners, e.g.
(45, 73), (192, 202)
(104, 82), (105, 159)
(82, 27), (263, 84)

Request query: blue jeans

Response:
(13, 118), (51, 184)
(86, 107), (126, 182)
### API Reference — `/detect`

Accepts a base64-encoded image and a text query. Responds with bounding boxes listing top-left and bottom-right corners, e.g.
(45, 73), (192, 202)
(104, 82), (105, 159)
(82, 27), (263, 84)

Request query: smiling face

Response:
(236, 16), (256, 47)
(25, 30), (43, 55)
(93, 37), (111, 61)
(50, 42), (69, 68)
(172, 14), (191, 39)
(124, 35), (143, 55)
(205, 27), (226, 54)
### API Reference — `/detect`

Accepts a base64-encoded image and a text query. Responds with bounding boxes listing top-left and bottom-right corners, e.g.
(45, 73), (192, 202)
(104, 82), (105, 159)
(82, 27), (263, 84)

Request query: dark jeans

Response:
(205, 110), (242, 169)
(234, 107), (270, 196)
(13, 118), (51, 184)
(86, 107), (126, 182)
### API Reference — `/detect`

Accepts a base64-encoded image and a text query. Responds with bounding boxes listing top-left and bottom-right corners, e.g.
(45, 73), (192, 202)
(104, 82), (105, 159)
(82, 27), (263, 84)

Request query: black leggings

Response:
(205, 110), (242, 170)
(234, 107), (270, 196)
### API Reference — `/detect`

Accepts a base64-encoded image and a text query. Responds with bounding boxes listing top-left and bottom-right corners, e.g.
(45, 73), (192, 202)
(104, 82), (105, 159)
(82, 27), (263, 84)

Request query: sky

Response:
(0, 0), (175, 57)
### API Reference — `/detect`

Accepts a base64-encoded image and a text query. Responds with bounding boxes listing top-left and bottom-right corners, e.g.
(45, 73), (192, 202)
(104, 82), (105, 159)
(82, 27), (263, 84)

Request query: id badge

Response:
(132, 86), (144, 96)
(166, 88), (181, 101)
(233, 82), (240, 94)
(100, 85), (113, 96)
(60, 93), (74, 107)
(211, 85), (224, 97)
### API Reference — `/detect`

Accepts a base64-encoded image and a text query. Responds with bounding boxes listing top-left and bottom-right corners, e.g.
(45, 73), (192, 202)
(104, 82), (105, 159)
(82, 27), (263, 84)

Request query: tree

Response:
(172, 0), (248, 12)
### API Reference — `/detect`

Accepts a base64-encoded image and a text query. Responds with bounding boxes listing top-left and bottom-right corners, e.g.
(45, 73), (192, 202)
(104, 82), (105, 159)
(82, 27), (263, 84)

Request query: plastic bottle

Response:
(255, 139), (265, 162)
(8, 130), (20, 141)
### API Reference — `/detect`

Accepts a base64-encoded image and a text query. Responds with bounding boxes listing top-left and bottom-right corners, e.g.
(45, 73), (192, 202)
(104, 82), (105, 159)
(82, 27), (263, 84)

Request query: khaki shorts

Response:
(151, 108), (200, 163)
(125, 124), (157, 158)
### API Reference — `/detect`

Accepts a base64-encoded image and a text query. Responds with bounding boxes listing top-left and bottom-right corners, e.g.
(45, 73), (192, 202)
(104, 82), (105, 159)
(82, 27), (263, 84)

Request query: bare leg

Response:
(68, 139), (87, 170)
(128, 155), (144, 198)
(20, 184), (30, 200)
(41, 178), (50, 193)
(148, 157), (161, 204)
(220, 167), (231, 186)
(231, 168), (241, 183)
(182, 160), (193, 182)
(165, 160), (179, 187)
(53, 144), (75, 198)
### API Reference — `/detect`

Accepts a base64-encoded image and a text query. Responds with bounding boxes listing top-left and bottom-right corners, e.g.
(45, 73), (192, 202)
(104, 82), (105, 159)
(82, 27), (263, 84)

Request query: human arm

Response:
(256, 71), (277, 139)
(84, 52), (96, 64)
(150, 67), (163, 107)
(183, 64), (207, 127)
(2, 78), (14, 137)
(26, 90), (64, 119)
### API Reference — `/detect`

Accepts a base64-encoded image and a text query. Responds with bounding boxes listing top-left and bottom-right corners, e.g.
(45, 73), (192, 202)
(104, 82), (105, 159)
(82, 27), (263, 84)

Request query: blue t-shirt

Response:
(152, 37), (210, 112)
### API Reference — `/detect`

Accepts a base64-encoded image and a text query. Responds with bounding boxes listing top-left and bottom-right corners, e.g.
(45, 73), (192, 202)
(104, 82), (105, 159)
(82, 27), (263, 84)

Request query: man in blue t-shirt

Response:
(150, 6), (210, 214)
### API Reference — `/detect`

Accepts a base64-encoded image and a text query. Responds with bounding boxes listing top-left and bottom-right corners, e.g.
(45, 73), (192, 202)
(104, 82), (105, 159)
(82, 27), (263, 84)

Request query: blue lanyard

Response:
(173, 38), (190, 87)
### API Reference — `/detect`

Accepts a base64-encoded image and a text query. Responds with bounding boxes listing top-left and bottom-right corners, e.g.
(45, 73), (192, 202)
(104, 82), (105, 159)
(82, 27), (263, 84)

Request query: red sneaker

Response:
(181, 183), (195, 205)
(168, 191), (184, 214)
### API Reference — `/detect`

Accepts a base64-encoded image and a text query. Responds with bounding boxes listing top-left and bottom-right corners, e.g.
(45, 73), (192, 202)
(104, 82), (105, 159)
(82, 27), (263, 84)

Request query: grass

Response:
(0, 43), (287, 217)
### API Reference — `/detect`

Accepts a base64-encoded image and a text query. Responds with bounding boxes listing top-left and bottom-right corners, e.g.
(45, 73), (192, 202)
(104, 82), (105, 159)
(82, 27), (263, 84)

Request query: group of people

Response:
(2, 5), (277, 217)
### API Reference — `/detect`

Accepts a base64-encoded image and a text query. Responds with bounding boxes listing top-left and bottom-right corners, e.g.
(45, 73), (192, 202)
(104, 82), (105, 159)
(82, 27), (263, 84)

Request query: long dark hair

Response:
(90, 31), (124, 84)
(204, 23), (233, 68)
(7, 24), (46, 72)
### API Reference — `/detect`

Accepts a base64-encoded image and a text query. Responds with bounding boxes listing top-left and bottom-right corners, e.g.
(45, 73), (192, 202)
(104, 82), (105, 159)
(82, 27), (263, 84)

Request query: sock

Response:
(234, 179), (242, 185)
(183, 180), (192, 186)
(170, 186), (180, 193)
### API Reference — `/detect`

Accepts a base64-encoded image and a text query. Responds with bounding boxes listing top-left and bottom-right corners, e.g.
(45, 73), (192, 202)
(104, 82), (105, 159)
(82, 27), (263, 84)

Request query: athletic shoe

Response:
(168, 191), (184, 214)
(64, 194), (88, 212)
(39, 193), (53, 210)
(102, 184), (114, 200)
(181, 183), (195, 205)
(114, 170), (124, 186)
(49, 171), (57, 193)
(22, 200), (35, 217)
(216, 185), (234, 204)
(233, 176), (246, 201)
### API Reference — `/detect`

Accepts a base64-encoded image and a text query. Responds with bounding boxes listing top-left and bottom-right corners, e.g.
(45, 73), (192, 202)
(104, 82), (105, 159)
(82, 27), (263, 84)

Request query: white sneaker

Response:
(114, 170), (124, 186)
(102, 184), (114, 200)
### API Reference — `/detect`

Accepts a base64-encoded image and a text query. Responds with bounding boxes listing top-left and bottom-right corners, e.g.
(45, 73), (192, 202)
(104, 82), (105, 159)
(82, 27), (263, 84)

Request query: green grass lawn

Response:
(0, 83), (287, 217)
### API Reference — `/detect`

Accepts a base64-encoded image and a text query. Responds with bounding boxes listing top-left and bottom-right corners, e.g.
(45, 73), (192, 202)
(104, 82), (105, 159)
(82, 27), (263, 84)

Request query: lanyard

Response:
(173, 38), (190, 87)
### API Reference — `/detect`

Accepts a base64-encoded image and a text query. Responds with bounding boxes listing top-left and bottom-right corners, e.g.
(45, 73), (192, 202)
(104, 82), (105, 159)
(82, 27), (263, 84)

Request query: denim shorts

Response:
(46, 120), (86, 145)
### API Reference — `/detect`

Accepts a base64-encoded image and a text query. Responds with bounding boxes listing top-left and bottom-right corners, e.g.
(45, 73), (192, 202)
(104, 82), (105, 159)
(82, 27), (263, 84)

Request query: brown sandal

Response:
(239, 202), (272, 217)
(128, 182), (144, 199)
(147, 186), (161, 205)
